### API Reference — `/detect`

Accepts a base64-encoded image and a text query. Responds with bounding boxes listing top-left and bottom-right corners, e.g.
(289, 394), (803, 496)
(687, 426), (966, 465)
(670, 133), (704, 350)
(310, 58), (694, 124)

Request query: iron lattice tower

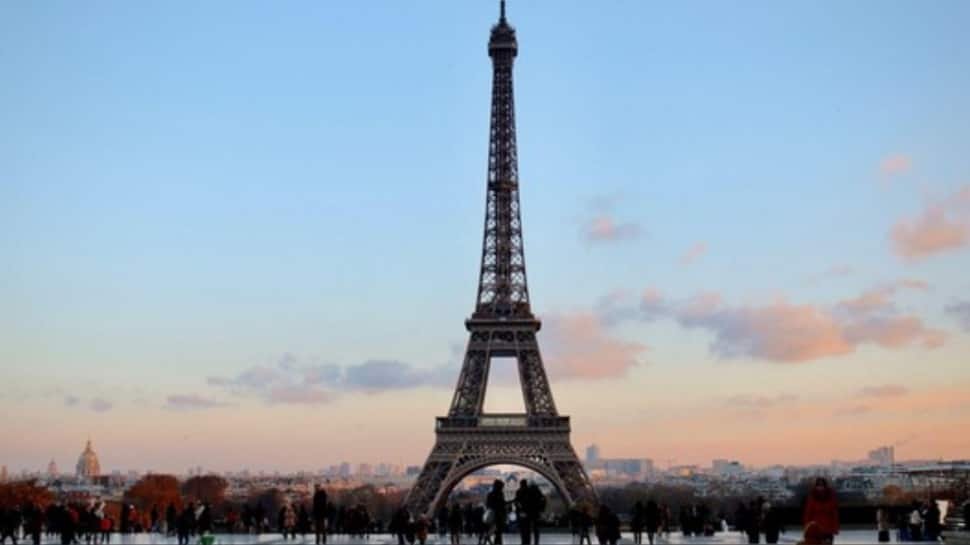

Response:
(404, 1), (597, 516)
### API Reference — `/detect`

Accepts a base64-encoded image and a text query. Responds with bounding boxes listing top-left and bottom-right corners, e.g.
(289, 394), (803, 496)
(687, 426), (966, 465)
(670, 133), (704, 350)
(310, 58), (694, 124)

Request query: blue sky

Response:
(2, 1), (969, 473)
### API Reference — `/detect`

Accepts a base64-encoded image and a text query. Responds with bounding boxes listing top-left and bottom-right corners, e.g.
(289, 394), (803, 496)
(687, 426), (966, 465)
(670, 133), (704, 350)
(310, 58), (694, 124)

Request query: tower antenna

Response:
(500, 0), (506, 21)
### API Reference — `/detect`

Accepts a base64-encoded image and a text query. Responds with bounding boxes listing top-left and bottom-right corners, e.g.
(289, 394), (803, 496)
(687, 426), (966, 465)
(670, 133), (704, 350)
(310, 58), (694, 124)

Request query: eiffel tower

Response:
(404, 1), (597, 517)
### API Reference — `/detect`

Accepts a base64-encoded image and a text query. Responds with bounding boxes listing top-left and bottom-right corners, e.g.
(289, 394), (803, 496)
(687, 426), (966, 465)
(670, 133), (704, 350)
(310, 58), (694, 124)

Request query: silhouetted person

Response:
(595, 505), (621, 545)
(390, 507), (410, 545)
(485, 480), (507, 545)
(631, 501), (645, 545)
(645, 500), (661, 545)
(165, 503), (177, 536)
(763, 502), (783, 544)
(313, 486), (329, 545)
(745, 499), (762, 544)
(876, 507), (890, 543)
(448, 503), (464, 545)
(925, 500), (941, 542)
(176, 507), (193, 545)
(515, 480), (534, 545)
(803, 478), (839, 545)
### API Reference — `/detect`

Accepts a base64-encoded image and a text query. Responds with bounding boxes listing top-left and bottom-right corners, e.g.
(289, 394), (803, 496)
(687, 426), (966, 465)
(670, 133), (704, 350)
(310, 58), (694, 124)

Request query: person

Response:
(449, 503), (464, 545)
(803, 478), (839, 544)
(876, 507), (890, 543)
(907, 501), (923, 542)
(644, 500), (661, 545)
(390, 507), (410, 545)
(24, 503), (44, 545)
(281, 503), (297, 540)
(165, 503), (177, 536)
(515, 480), (533, 545)
(414, 514), (429, 545)
(576, 505), (593, 545)
(313, 486), (329, 545)
(437, 506), (449, 541)
(631, 501), (645, 545)
(176, 507), (193, 545)
(1, 505), (22, 545)
(595, 504), (621, 545)
(150, 504), (159, 533)
(485, 480), (507, 545)
(297, 504), (310, 539)
(745, 499), (762, 544)
(763, 502), (784, 544)
(925, 500), (941, 542)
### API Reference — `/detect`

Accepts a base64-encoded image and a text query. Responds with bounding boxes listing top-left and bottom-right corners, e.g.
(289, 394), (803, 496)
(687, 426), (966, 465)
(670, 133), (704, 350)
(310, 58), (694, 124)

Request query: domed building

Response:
(75, 439), (101, 479)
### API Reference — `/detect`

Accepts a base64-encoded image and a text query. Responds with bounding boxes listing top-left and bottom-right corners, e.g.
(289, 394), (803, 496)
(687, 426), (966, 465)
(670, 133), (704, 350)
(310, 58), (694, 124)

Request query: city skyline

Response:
(3, 1), (970, 474)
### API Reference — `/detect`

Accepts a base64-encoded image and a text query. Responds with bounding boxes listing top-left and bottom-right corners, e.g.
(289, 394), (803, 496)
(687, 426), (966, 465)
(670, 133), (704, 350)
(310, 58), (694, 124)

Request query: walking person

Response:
(644, 500), (661, 545)
(745, 500), (762, 544)
(281, 503), (297, 541)
(448, 503), (464, 545)
(515, 480), (533, 545)
(763, 502), (783, 544)
(313, 486), (329, 545)
(907, 501), (923, 542)
(485, 480), (508, 545)
(876, 507), (891, 543)
(803, 478), (840, 545)
(595, 505), (621, 545)
(631, 501), (645, 545)
(925, 500), (941, 542)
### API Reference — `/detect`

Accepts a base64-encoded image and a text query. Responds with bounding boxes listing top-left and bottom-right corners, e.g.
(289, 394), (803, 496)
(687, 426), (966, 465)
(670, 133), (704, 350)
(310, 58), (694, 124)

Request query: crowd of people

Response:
(1, 478), (967, 544)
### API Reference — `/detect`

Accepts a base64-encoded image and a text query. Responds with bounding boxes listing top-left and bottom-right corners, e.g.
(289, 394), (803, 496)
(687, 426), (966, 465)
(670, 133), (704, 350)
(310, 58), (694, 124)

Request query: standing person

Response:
(595, 505), (621, 545)
(436, 506), (449, 541)
(907, 502), (923, 542)
(527, 482), (545, 545)
(631, 501), (645, 545)
(149, 505), (159, 533)
(925, 500), (941, 542)
(876, 507), (890, 543)
(745, 500), (762, 544)
(515, 480), (533, 545)
(448, 503), (464, 545)
(312, 486), (329, 545)
(644, 500), (661, 545)
(165, 503), (177, 537)
(803, 478), (840, 544)
(763, 502), (783, 544)
(119, 504), (129, 535)
(390, 507), (410, 545)
(24, 503), (44, 545)
(485, 480), (507, 545)
(176, 507), (192, 545)
(281, 503), (297, 541)
(1, 505), (22, 545)
(414, 514), (430, 545)
(577, 505), (593, 545)
(297, 504), (310, 539)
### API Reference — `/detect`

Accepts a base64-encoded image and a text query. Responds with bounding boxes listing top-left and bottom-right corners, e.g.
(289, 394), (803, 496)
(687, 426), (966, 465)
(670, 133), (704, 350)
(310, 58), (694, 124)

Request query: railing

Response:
(436, 413), (569, 430)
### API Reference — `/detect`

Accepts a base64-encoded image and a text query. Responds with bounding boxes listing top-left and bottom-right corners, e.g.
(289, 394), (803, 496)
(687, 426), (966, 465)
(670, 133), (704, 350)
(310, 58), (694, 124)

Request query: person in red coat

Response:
(802, 478), (839, 544)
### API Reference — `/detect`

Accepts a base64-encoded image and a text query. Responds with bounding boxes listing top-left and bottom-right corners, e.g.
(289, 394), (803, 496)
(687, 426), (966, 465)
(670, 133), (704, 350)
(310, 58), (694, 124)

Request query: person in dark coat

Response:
(644, 500), (661, 545)
(763, 502), (783, 544)
(745, 500), (762, 544)
(595, 505), (621, 545)
(485, 480), (508, 545)
(448, 504), (464, 545)
(312, 486), (329, 545)
(24, 503), (44, 545)
(176, 507), (193, 545)
(390, 507), (410, 545)
(515, 480), (534, 545)
(165, 503), (177, 536)
(631, 501), (645, 545)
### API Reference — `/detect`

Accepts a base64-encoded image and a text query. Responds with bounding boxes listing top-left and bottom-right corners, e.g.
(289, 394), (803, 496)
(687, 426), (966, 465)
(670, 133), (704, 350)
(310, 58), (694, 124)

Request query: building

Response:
(868, 446), (895, 467)
(75, 439), (101, 479)
(0, 465), (7, 482)
(586, 444), (601, 465)
(712, 459), (744, 477)
(47, 459), (58, 477)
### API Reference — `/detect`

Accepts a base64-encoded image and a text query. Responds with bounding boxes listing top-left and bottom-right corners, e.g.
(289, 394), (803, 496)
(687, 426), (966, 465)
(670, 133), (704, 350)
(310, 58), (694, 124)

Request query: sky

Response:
(2, 1), (970, 475)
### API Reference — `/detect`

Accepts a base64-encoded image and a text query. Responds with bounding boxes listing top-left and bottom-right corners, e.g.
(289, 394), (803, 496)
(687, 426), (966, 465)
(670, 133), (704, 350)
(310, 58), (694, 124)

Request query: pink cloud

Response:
(584, 215), (641, 243)
(859, 384), (909, 398)
(890, 185), (970, 260)
(679, 241), (707, 265)
(879, 154), (912, 176)
(542, 312), (647, 379)
(619, 284), (944, 363)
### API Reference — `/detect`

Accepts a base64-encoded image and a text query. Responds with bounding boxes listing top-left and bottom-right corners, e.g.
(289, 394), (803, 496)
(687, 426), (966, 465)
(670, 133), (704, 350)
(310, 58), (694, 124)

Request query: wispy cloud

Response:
(64, 395), (80, 407)
(890, 184), (970, 260)
(858, 384), (908, 398)
(679, 241), (707, 265)
(725, 394), (798, 409)
(944, 299), (970, 331)
(834, 404), (872, 417)
(164, 394), (233, 411)
(879, 154), (912, 177)
(542, 311), (647, 379)
(584, 215), (641, 243)
(598, 283), (944, 363)
(89, 398), (113, 413)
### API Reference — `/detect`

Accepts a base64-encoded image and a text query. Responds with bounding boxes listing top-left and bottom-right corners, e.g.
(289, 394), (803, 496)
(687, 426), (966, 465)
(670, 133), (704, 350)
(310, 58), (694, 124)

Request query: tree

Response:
(124, 474), (182, 512)
(0, 480), (55, 509)
(182, 475), (229, 506)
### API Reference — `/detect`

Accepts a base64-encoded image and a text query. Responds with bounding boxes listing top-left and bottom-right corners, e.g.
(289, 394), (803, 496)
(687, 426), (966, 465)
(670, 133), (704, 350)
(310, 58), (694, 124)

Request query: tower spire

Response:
(500, 0), (506, 21)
